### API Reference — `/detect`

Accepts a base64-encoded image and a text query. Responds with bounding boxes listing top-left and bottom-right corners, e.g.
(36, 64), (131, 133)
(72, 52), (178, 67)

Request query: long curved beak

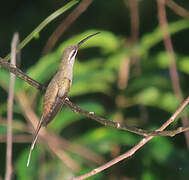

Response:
(77, 32), (100, 48)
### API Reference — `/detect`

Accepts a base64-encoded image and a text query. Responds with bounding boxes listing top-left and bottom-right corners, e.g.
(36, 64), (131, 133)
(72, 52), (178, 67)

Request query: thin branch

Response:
(157, 0), (189, 148)
(0, 58), (189, 137)
(127, 0), (139, 44)
(124, 0), (141, 75)
(42, 0), (92, 54)
(0, 134), (32, 143)
(70, 96), (189, 180)
(165, 0), (189, 18)
(157, 0), (182, 99)
(0, 57), (45, 91)
(5, 33), (19, 180)
(65, 97), (189, 137)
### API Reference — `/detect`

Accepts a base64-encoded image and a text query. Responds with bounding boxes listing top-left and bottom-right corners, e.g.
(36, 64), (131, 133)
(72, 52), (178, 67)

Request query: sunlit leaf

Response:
(0, 125), (7, 135)
(75, 127), (138, 153)
(150, 137), (173, 163)
(104, 51), (129, 70)
(128, 75), (171, 93)
(135, 87), (160, 105)
(16, 148), (38, 180)
(70, 69), (115, 96)
(141, 171), (157, 180)
(179, 57), (189, 74)
(156, 51), (171, 68)
(0, 69), (24, 91)
(135, 87), (178, 112)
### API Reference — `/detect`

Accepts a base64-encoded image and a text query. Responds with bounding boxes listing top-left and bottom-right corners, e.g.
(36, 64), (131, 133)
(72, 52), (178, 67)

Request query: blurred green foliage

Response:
(1, 0), (189, 180)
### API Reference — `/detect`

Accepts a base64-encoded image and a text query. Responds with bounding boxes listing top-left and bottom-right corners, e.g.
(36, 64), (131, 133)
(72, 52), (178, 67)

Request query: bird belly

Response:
(42, 75), (71, 126)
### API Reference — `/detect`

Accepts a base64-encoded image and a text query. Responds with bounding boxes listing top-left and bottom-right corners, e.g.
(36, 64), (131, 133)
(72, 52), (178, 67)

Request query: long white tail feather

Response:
(27, 117), (43, 167)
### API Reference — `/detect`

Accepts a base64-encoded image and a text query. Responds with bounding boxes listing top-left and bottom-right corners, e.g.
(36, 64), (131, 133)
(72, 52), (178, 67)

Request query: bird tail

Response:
(27, 117), (43, 167)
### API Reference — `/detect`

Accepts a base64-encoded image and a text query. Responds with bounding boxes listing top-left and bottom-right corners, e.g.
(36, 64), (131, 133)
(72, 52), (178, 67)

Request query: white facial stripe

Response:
(68, 49), (77, 62)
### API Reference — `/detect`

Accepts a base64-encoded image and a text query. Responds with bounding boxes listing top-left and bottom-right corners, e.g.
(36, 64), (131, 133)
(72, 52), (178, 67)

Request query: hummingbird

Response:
(27, 32), (100, 167)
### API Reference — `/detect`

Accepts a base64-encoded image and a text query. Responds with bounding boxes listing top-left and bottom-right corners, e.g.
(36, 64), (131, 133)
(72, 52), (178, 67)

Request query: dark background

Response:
(1, 0), (188, 67)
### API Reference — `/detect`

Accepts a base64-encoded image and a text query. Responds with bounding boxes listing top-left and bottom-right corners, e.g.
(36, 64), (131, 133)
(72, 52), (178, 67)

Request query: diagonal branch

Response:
(165, 0), (189, 18)
(65, 97), (189, 136)
(70, 96), (189, 180)
(0, 56), (189, 137)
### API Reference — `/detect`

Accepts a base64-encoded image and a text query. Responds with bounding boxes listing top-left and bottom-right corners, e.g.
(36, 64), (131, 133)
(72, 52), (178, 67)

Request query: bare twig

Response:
(127, 0), (139, 44)
(157, 0), (182, 99)
(0, 134), (32, 143)
(5, 33), (19, 180)
(157, 0), (189, 148)
(0, 57), (45, 91)
(165, 0), (189, 18)
(124, 0), (141, 75)
(42, 0), (92, 54)
(65, 97), (189, 137)
(70, 96), (189, 180)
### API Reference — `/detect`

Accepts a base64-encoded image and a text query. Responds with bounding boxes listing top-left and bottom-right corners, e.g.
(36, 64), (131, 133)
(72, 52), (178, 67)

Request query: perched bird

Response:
(27, 32), (100, 166)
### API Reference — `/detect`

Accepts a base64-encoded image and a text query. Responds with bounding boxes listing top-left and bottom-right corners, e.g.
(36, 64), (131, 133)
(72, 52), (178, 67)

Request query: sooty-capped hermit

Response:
(27, 32), (100, 167)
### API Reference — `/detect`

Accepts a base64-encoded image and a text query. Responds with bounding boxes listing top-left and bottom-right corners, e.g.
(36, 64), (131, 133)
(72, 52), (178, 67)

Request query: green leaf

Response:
(150, 137), (173, 163)
(73, 58), (102, 75)
(179, 57), (189, 74)
(156, 51), (171, 68)
(16, 148), (38, 180)
(0, 68), (24, 92)
(135, 87), (161, 105)
(0, 103), (7, 115)
(135, 87), (178, 112)
(75, 127), (138, 153)
(104, 51), (129, 70)
(0, 125), (7, 135)
(129, 75), (171, 93)
(41, 161), (74, 180)
(141, 171), (157, 180)
(70, 69), (115, 96)
(160, 92), (179, 112)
